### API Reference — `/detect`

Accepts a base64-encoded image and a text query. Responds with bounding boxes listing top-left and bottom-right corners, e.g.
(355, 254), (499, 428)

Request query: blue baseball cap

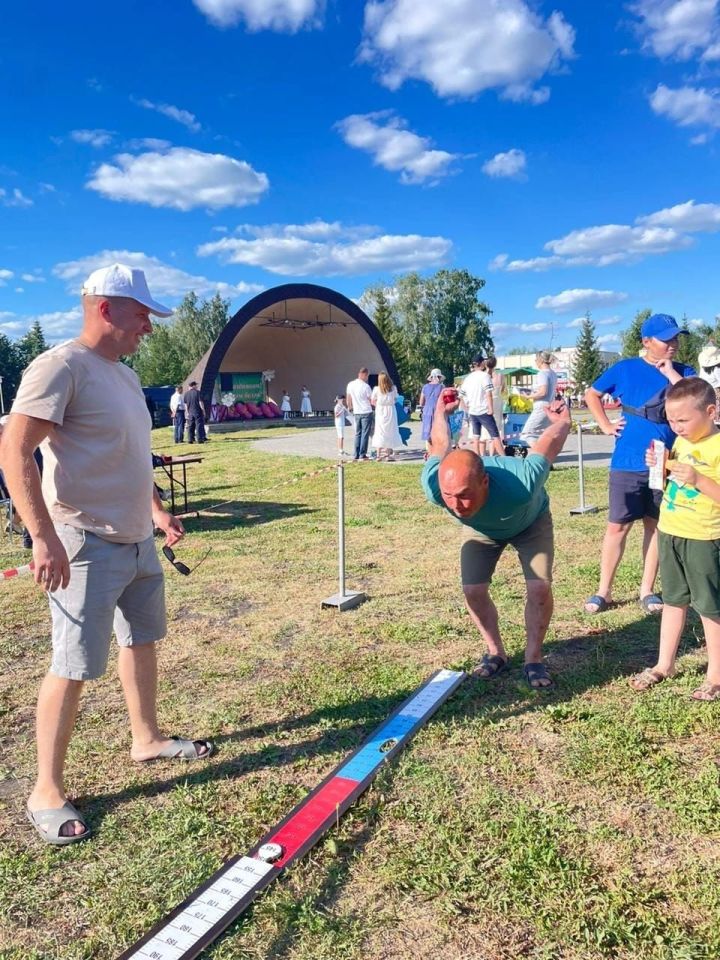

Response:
(640, 313), (688, 341)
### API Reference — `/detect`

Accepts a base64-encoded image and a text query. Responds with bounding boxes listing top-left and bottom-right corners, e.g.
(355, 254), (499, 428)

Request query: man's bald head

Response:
(438, 450), (489, 518)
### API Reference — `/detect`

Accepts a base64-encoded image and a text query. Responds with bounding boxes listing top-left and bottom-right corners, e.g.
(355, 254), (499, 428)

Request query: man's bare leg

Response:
(119, 644), (210, 761)
(584, 521), (632, 612)
(525, 579), (554, 665)
(463, 583), (506, 664)
(640, 517), (661, 610)
(27, 674), (86, 837)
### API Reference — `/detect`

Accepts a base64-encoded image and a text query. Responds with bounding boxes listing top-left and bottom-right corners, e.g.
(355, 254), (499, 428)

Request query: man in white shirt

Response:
(459, 355), (503, 456)
(1, 263), (214, 846)
(346, 367), (374, 460)
(169, 385), (186, 443)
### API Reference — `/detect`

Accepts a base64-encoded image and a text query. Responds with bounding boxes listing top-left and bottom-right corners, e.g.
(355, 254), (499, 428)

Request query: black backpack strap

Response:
(622, 386), (668, 424)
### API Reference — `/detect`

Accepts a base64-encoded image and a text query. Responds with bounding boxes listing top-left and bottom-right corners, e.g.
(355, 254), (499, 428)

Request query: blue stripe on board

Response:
(336, 713), (418, 782)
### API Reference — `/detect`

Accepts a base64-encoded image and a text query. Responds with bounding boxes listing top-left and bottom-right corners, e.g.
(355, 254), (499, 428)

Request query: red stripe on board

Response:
(264, 776), (358, 868)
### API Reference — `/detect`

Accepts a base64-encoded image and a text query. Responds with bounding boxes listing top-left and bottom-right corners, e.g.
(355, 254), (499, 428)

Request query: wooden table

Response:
(155, 455), (203, 516)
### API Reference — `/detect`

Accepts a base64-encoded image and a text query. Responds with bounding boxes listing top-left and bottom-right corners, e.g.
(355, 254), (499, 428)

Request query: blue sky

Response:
(2, 0), (720, 354)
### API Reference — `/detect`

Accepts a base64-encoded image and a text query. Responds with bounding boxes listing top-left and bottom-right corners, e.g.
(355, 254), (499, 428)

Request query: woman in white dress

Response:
(300, 386), (312, 418)
(280, 390), (292, 420)
(370, 371), (403, 461)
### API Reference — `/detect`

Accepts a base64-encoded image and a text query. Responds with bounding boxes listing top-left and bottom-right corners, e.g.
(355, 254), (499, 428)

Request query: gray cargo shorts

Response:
(49, 524), (166, 681)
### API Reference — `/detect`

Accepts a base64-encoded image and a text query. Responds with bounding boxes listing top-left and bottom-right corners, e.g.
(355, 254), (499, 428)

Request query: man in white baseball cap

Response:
(1, 264), (214, 846)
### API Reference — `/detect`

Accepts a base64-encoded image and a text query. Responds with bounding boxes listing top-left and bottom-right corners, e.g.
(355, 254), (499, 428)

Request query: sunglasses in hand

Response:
(162, 545), (211, 576)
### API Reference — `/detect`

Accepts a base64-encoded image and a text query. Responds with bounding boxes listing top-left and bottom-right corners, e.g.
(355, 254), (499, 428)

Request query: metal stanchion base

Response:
(321, 591), (366, 611)
(570, 505), (599, 515)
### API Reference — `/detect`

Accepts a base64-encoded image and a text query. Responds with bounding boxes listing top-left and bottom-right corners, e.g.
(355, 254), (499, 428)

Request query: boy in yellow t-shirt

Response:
(631, 377), (720, 700)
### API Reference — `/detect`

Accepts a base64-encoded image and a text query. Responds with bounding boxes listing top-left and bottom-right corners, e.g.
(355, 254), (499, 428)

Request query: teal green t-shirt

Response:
(421, 454), (551, 539)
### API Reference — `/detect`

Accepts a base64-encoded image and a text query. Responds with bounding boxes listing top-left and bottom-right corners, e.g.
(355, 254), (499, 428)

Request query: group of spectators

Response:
(169, 382), (208, 444)
(423, 312), (720, 704)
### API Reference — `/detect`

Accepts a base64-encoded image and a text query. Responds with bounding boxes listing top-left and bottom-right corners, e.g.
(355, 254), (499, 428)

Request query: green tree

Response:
(572, 312), (604, 390)
(391, 268), (493, 397)
(0, 333), (22, 412)
(620, 308), (651, 358)
(128, 292), (232, 386)
(675, 314), (711, 368)
(15, 319), (48, 370)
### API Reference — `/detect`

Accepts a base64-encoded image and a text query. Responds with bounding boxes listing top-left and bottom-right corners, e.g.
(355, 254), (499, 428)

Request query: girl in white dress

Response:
(333, 394), (350, 456)
(280, 390), (291, 420)
(370, 372), (403, 461)
(300, 386), (312, 417)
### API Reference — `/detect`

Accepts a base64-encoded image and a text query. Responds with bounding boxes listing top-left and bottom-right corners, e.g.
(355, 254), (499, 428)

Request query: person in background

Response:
(280, 389), (292, 420)
(300, 385), (312, 418)
(333, 393), (350, 457)
(169, 386), (185, 444)
(583, 314), (694, 616)
(478, 356), (506, 456)
(697, 343), (720, 421)
(418, 368), (445, 461)
(371, 371), (403, 461)
(459, 355), (503, 457)
(183, 380), (207, 444)
(520, 351), (558, 444)
(346, 367), (374, 461)
(630, 378), (720, 701)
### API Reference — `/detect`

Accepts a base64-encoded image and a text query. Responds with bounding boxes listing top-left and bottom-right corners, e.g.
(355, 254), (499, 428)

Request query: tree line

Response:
(2, 275), (719, 408)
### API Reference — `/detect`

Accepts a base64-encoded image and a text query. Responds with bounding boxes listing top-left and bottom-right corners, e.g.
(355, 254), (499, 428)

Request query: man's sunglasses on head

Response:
(162, 545), (211, 576)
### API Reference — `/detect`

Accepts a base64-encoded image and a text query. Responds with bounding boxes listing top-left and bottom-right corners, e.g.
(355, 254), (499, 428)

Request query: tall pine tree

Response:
(16, 319), (48, 370)
(572, 312), (604, 390)
(621, 308), (651, 358)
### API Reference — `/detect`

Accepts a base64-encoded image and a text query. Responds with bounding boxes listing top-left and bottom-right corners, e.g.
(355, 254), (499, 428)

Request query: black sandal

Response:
(471, 654), (509, 679)
(523, 662), (553, 689)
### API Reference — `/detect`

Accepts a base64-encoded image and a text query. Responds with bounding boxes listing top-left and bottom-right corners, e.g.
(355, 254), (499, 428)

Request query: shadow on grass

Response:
(180, 500), (317, 532)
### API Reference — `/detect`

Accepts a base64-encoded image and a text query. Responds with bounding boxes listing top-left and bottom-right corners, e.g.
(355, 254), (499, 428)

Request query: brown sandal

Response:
(629, 668), (671, 692)
(691, 681), (720, 702)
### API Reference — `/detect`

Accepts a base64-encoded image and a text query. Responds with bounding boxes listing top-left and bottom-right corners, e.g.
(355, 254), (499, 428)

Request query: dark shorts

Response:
(658, 532), (720, 617)
(608, 470), (662, 524)
(469, 413), (500, 439)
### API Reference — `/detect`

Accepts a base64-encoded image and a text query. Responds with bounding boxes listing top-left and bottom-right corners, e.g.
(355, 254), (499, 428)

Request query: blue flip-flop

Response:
(640, 594), (663, 615)
(584, 594), (609, 614)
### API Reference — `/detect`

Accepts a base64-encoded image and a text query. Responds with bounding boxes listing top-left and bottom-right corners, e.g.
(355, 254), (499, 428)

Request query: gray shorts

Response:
(49, 524), (166, 681)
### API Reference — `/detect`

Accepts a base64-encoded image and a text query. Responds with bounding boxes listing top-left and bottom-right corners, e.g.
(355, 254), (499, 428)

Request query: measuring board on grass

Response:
(117, 668), (465, 960)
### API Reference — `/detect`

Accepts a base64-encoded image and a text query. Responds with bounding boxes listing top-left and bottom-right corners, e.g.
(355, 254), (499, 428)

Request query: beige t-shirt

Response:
(11, 339), (154, 543)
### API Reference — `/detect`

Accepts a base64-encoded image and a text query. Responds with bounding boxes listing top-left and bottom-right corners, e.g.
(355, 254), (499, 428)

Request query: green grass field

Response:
(1, 428), (719, 960)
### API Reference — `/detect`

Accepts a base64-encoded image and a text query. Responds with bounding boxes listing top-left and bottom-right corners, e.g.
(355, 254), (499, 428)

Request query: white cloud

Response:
(133, 98), (201, 132)
(53, 250), (264, 302)
(20, 273), (45, 283)
(649, 83), (720, 130)
(490, 322), (514, 335)
(70, 129), (113, 148)
(0, 269), (14, 285)
(520, 322), (552, 332)
(598, 314), (623, 325)
(536, 289), (630, 313)
(359, 0), (575, 102)
(545, 223), (690, 264)
(482, 148), (527, 179)
(566, 316), (586, 328)
(0, 188), (33, 208)
(197, 221), (451, 276)
(125, 137), (172, 151)
(630, 0), (720, 61)
(86, 147), (269, 211)
(597, 333), (621, 346)
(638, 198), (720, 230)
(192, 0), (323, 30)
(336, 112), (461, 184)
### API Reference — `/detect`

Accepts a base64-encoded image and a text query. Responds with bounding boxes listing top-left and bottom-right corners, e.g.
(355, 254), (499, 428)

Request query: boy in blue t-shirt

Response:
(583, 314), (694, 616)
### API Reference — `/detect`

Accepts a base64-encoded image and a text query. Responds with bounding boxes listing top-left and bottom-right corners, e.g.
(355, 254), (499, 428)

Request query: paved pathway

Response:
(250, 421), (616, 468)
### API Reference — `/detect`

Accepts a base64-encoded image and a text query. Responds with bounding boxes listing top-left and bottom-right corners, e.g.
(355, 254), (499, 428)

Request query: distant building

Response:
(495, 347), (620, 392)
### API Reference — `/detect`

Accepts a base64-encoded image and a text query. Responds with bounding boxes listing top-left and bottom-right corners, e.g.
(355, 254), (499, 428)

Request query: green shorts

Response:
(460, 511), (554, 586)
(658, 531), (720, 617)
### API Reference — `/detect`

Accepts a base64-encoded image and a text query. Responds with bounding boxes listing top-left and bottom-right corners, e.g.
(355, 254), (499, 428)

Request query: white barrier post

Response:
(570, 422), (598, 515)
(322, 463), (366, 610)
